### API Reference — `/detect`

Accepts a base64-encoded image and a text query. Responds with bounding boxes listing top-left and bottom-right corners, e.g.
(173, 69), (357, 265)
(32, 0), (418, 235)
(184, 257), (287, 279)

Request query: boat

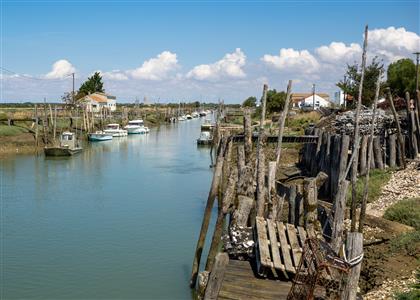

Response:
(199, 110), (207, 117)
(104, 123), (128, 137)
(186, 114), (193, 120)
(178, 115), (186, 121)
(88, 131), (113, 142)
(44, 132), (83, 156)
(124, 119), (149, 134)
(201, 119), (215, 132)
(197, 131), (213, 145)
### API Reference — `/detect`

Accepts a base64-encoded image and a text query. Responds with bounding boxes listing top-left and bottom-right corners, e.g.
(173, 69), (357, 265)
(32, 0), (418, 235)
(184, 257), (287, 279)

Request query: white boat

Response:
(178, 115), (186, 121)
(88, 131), (113, 141)
(186, 114), (193, 120)
(124, 119), (149, 134)
(197, 131), (213, 145)
(192, 112), (199, 118)
(104, 124), (128, 137)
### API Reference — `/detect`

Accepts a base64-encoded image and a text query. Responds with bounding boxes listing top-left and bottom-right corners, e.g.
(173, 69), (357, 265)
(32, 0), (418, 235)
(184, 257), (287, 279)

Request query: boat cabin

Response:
(60, 132), (77, 149)
(128, 120), (144, 126)
(106, 123), (121, 130)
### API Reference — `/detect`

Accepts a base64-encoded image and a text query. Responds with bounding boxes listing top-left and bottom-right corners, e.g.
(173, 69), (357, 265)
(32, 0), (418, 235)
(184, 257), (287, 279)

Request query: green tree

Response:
(387, 58), (417, 97)
(77, 72), (105, 99)
(242, 96), (257, 107)
(266, 89), (286, 114)
(337, 57), (384, 107)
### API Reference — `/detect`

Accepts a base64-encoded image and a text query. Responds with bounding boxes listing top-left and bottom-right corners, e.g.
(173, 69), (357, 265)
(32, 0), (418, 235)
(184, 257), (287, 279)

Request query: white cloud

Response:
(45, 59), (75, 79)
(368, 27), (420, 62)
(186, 48), (246, 81)
(261, 48), (320, 74)
(315, 42), (362, 63)
(129, 51), (179, 80)
(100, 70), (128, 81)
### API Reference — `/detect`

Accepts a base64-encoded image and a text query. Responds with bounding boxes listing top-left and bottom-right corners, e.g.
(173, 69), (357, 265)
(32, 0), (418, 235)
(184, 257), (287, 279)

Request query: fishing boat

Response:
(88, 131), (113, 142)
(124, 119), (149, 134)
(186, 114), (193, 120)
(104, 123), (128, 137)
(201, 118), (215, 132)
(44, 132), (83, 156)
(197, 131), (213, 145)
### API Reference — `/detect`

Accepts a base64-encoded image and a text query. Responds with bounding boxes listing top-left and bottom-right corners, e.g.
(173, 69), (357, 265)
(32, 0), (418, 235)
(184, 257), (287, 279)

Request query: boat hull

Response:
(103, 130), (128, 137)
(88, 134), (113, 141)
(197, 139), (213, 146)
(44, 147), (83, 156)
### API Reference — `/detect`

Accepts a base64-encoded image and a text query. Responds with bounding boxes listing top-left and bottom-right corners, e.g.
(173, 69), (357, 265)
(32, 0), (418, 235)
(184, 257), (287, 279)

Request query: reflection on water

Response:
(1, 118), (214, 300)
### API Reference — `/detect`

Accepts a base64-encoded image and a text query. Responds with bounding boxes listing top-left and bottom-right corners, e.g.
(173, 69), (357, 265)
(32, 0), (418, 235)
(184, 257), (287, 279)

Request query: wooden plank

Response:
(266, 219), (285, 272)
(276, 221), (295, 273)
(255, 217), (272, 268)
(204, 252), (229, 300)
(297, 226), (307, 248)
(286, 224), (301, 267)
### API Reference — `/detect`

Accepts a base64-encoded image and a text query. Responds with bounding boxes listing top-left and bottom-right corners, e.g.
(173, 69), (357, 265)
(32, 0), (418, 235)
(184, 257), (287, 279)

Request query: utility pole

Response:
(72, 72), (75, 105)
(312, 83), (316, 110)
(343, 75), (347, 108)
(413, 52), (420, 118)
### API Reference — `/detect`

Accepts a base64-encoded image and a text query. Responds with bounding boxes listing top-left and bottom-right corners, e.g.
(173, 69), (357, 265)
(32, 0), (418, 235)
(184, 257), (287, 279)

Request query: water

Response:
(1, 119), (214, 299)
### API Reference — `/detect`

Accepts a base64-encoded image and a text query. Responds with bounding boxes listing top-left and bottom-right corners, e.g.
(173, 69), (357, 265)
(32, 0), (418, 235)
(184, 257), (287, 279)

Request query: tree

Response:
(387, 58), (417, 97)
(337, 57), (384, 107)
(77, 72), (105, 99)
(242, 96), (257, 107)
(61, 91), (77, 106)
(266, 89), (286, 114)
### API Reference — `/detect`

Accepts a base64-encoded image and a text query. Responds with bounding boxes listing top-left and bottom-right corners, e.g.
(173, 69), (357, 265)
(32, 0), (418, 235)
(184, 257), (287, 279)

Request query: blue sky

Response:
(2, 0), (419, 103)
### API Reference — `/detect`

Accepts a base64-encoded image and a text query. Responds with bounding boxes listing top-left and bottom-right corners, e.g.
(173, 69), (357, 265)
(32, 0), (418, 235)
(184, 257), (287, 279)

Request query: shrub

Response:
(347, 169), (392, 205)
(384, 198), (420, 230)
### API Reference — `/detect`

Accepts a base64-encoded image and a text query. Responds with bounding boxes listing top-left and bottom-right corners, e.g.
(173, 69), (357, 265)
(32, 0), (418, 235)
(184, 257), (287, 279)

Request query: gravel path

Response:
(363, 271), (417, 300)
(366, 161), (420, 217)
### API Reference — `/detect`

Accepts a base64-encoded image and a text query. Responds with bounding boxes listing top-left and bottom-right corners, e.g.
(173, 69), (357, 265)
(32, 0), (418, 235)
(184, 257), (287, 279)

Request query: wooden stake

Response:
(358, 71), (381, 233)
(190, 137), (227, 288)
(342, 232), (363, 300)
(350, 25), (369, 232)
(386, 88), (406, 169)
(275, 80), (293, 169)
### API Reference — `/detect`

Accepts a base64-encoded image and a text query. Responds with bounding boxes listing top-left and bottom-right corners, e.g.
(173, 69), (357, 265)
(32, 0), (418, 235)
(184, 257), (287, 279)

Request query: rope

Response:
(342, 243), (364, 267)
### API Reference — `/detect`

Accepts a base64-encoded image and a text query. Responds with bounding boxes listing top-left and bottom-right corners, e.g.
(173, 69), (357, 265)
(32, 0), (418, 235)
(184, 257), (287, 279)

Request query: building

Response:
(81, 92), (117, 112)
(291, 93), (332, 109)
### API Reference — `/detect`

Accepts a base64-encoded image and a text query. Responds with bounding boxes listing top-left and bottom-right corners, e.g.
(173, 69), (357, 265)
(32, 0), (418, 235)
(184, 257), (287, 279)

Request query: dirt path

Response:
(366, 161), (420, 217)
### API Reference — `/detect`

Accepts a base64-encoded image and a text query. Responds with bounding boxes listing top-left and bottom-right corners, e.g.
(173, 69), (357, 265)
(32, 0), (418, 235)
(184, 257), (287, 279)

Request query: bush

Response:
(384, 198), (420, 230)
(390, 230), (420, 257)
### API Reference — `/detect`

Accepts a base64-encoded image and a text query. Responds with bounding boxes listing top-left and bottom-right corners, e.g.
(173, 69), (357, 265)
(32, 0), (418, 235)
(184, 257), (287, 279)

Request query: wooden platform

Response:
(255, 218), (311, 278)
(232, 134), (319, 144)
(218, 260), (292, 300)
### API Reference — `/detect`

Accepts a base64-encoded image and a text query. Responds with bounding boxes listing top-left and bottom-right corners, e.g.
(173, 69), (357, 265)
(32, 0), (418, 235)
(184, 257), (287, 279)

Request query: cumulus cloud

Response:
(186, 48), (246, 81)
(129, 51), (179, 80)
(368, 27), (420, 62)
(315, 42), (362, 63)
(261, 48), (320, 74)
(100, 70), (128, 81)
(45, 59), (75, 79)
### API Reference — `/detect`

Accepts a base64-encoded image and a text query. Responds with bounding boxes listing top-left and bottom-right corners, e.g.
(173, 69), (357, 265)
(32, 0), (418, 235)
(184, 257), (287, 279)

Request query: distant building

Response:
(81, 92), (117, 112)
(291, 93), (332, 109)
(334, 91), (345, 106)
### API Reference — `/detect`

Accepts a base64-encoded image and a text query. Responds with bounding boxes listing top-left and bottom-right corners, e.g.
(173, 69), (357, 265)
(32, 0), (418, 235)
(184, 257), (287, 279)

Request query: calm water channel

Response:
(1, 118), (215, 299)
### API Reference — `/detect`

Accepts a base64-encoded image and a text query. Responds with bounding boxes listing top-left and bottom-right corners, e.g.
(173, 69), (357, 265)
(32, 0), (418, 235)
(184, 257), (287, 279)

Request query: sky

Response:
(1, 0), (419, 103)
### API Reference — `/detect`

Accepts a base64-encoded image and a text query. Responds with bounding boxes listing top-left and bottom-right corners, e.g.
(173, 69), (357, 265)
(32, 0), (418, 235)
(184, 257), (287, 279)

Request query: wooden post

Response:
(350, 25), (368, 232)
(268, 161), (277, 219)
(243, 108), (252, 165)
(330, 135), (341, 198)
(342, 232), (364, 300)
(231, 195), (254, 227)
(53, 105), (57, 143)
(331, 180), (350, 253)
(256, 146), (266, 217)
(287, 185), (297, 225)
(190, 138), (227, 288)
(406, 92), (418, 157)
(388, 134), (397, 168)
(373, 137), (384, 169)
(34, 104), (39, 152)
(358, 75), (381, 232)
(203, 253), (229, 300)
(303, 172), (328, 231)
(386, 88), (406, 168)
(359, 135), (368, 175)
(275, 80), (292, 168)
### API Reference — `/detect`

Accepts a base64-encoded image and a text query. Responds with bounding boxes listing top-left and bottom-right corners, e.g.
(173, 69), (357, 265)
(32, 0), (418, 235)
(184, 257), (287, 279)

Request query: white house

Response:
(81, 92), (117, 112)
(291, 93), (332, 109)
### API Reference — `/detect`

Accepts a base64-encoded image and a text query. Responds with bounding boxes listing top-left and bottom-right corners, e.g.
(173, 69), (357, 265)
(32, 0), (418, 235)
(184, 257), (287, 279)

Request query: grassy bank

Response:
(347, 169), (393, 204)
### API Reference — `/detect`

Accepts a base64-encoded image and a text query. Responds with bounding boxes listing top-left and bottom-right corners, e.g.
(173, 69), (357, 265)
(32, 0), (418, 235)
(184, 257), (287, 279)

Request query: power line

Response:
(0, 67), (73, 82)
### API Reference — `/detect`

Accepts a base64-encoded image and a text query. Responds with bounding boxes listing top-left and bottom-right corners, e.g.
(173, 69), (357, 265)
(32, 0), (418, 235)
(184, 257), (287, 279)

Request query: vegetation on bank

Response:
(0, 124), (30, 136)
(394, 271), (420, 300)
(346, 169), (392, 205)
(384, 198), (420, 258)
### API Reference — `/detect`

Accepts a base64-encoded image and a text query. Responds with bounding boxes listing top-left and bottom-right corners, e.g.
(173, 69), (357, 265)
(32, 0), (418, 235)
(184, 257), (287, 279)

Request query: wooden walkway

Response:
(218, 260), (292, 300)
(231, 134), (319, 144)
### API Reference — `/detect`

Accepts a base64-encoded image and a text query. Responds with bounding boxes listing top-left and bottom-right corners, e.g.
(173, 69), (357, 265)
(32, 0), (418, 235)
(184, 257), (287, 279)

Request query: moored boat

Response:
(104, 124), (128, 137)
(44, 132), (83, 156)
(186, 114), (193, 120)
(124, 119), (149, 134)
(88, 131), (113, 141)
(197, 131), (213, 145)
